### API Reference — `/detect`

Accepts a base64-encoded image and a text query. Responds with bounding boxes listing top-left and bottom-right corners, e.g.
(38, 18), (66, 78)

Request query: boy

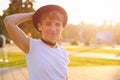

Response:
(4, 4), (69, 80)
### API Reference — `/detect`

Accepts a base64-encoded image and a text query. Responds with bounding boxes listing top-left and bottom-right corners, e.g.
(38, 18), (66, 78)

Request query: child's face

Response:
(38, 17), (63, 43)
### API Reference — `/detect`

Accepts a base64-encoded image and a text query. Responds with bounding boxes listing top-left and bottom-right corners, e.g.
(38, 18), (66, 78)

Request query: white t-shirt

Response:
(25, 38), (69, 80)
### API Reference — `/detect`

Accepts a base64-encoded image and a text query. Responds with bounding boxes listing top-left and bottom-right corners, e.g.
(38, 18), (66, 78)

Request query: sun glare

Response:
(0, 0), (10, 15)
(1, 0), (120, 25)
(65, 0), (120, 25)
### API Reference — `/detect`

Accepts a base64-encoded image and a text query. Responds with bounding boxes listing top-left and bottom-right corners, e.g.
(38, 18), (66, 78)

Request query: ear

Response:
(37, 23), (42, 31)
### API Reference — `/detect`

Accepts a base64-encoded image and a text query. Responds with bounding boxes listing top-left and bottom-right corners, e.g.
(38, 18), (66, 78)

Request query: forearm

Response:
(4, 12), (34, 25)
(3, 12), (34, 53)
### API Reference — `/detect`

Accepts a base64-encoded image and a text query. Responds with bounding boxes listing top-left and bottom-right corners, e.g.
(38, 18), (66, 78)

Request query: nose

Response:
(50, 26), (57, 33)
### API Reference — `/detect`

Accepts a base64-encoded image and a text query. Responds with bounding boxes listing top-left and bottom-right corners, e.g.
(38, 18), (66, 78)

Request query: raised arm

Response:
(4, 12), (34, 53)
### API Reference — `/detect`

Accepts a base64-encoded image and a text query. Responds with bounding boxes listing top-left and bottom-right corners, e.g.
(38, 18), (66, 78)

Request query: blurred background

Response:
(1, 1), (120, 80)
(0, 0), (120, 46)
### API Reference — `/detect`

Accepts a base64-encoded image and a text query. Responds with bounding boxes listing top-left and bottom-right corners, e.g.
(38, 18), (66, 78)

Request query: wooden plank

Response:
(0, 67), (3, 80)
(68, 67), (87, 80)
(11, 67), (26, 80)
(2, 67), (14, 80)
(20, 67), (28, 80)
(1, 66), (120, 80)
(68, 66), (120, 80)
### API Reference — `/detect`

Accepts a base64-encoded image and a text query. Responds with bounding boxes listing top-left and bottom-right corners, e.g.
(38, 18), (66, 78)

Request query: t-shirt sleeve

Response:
(26, 38), (34, 54)
(62, 47), (70, 65)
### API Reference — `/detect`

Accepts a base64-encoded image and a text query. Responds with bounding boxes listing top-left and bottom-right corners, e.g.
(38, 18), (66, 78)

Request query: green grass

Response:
(68, 56), (120, 66)
(0, 52), (26, 67)
(0, 51), (120, 67)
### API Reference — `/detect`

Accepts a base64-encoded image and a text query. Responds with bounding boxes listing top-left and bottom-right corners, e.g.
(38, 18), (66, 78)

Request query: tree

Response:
(1, 0), (42, 39)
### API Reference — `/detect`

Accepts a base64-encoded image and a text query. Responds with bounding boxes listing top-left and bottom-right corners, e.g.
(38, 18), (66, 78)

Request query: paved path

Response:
(0, 66), (120, 80)
(68, 66), (120, 80)
(69, 52), (120, 60)
(5, 44), (23, 52)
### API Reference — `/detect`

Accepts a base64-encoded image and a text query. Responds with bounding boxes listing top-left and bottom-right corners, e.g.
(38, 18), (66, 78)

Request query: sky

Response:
(0, 0), (120, 25)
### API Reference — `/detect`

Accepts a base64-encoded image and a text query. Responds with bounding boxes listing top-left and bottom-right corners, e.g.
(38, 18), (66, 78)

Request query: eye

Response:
(56, 23), (62, 27)
(45, 22), (51, 26)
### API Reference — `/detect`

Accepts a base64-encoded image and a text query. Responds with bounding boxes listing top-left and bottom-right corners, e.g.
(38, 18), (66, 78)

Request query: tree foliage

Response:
(0, 0), (42, 39)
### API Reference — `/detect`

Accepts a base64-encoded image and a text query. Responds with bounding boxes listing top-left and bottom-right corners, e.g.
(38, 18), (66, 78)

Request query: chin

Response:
(50, 38), (57, 42)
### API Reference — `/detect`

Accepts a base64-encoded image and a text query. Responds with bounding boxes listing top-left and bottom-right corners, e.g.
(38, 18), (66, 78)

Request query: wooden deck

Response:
(0, 66), (120, 80)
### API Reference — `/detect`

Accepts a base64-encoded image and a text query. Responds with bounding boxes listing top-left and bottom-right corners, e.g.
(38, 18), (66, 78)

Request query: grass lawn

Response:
(0, 52), (26, 67)
(0, 51), (120, 67)
(69, 56), (120, 66)
(0, 45), (120, 67)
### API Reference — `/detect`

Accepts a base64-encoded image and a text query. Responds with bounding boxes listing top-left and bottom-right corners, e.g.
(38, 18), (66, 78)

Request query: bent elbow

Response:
(4, 16), (11, 25)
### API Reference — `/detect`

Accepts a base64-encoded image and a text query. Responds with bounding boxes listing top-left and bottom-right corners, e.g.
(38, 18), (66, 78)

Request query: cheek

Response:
(59, 27), (63, 32)
(57, 27), (63, 33)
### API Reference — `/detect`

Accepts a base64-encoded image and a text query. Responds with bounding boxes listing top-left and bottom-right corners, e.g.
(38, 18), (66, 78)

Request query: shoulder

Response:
(26, 38), (41, 54)
(29, 38), (40, 44)
(57, 44), (66, 52)
(57, 44), (65, 49)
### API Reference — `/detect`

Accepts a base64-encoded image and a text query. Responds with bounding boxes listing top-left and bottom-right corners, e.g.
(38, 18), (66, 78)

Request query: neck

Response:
(41, 38), (56, 47)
